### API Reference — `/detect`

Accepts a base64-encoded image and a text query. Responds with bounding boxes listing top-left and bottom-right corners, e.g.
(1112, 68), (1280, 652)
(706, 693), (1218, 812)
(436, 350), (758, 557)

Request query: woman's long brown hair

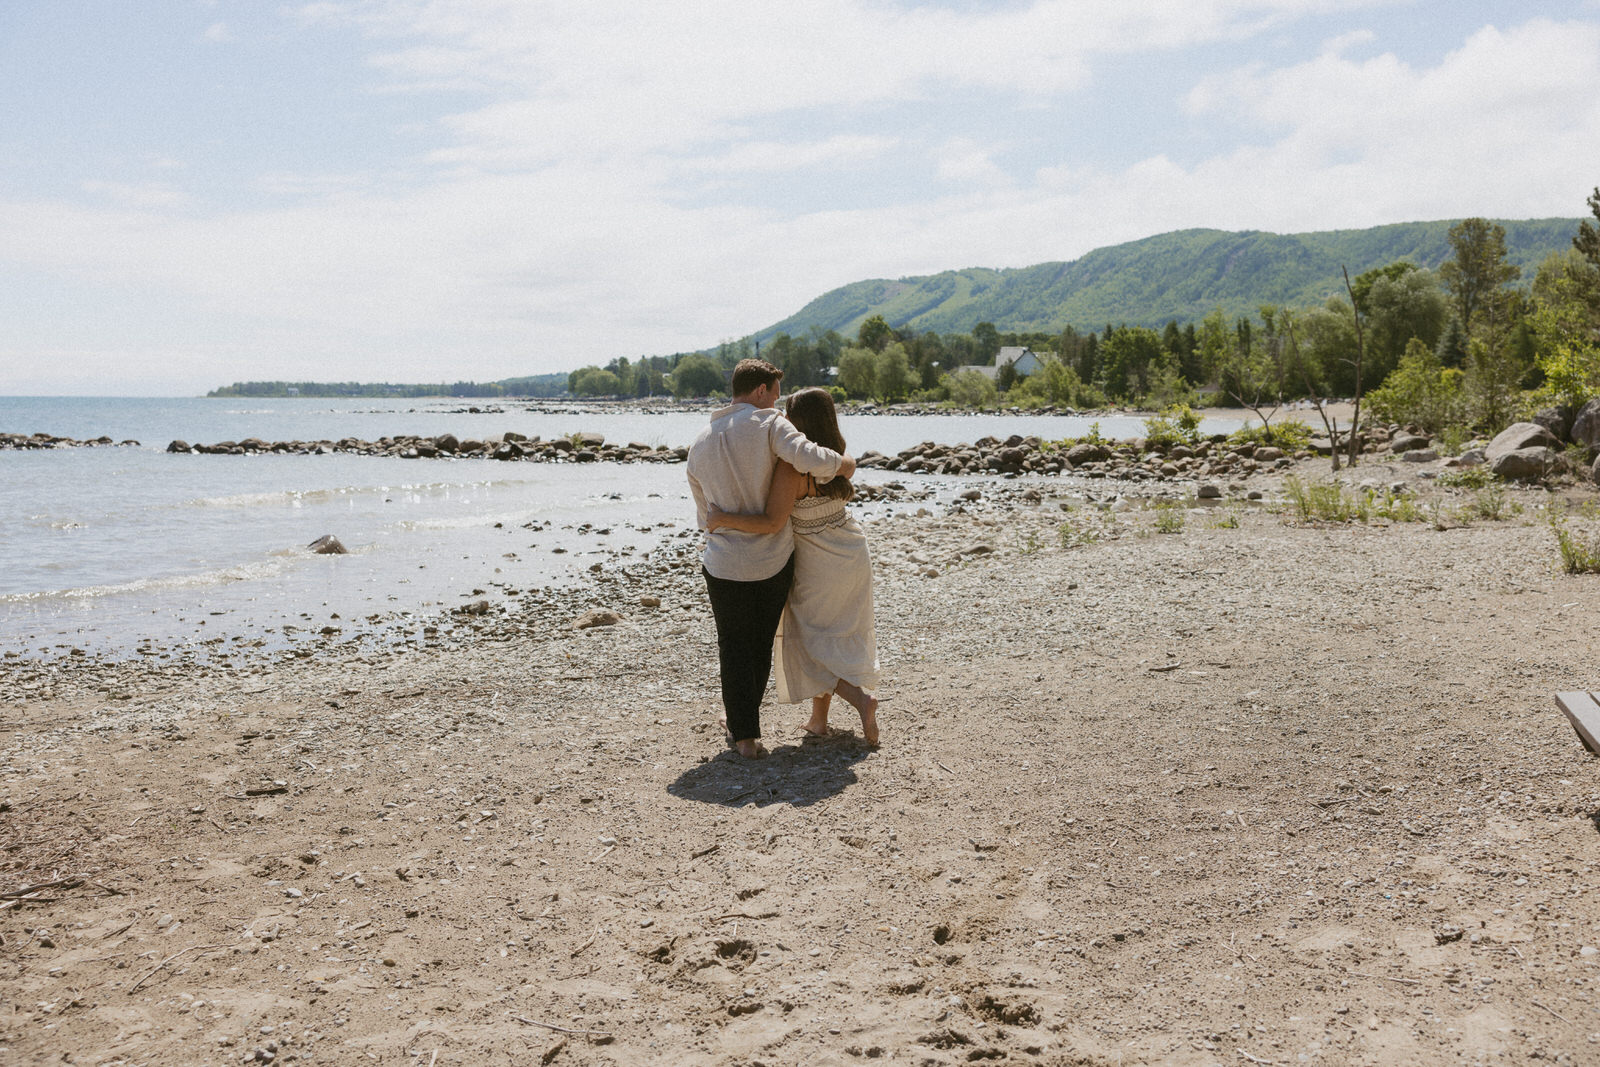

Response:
(785, 388), (854, 501)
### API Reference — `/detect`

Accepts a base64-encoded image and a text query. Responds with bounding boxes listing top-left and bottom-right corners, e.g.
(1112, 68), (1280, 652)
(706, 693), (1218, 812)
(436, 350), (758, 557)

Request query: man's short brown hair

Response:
(730, 358), (783, 397)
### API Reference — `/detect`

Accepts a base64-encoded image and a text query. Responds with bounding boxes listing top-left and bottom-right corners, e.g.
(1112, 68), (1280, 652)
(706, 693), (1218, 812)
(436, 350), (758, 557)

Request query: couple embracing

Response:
(686, 359), (880, 760)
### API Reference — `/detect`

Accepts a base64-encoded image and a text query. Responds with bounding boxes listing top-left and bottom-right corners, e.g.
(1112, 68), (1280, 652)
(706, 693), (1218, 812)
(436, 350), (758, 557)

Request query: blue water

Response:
(1, 397), (1245, 661)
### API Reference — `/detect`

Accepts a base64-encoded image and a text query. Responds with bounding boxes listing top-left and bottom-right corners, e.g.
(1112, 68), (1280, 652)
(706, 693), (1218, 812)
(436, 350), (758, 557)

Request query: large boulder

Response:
(1065, 441), (1112, 465)
(1489, 447), (1557, 481)
(1570, 398), (1600, 451)
(1533, 406), (1573, 444)
(1390, 432), (1431, 453)
(1485, 422), (1560, 464)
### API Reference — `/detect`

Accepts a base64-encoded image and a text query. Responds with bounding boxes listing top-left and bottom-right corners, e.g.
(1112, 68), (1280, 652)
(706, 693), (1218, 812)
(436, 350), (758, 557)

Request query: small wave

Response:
(178, 475), (537, 511)
(0, 556), (302, 603)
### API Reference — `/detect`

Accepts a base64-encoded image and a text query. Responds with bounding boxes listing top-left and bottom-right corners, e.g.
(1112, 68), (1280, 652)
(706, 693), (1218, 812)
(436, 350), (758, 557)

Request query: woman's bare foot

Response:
(801, 694), (832, 737)
(734, 739), (767, 759)
(834, 680), (880, 747)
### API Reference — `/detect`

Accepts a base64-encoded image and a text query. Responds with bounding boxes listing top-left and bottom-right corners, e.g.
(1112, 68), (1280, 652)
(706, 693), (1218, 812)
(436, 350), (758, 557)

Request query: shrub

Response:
(1151, 504), (1185, 534)
(1228, 419), (1312, 452)
(1554, 519), (1600, 574)
(1366, 338), (1465, 433)
(1143, 405), (1203, 451)
(1438, 467), (1495, 489)
(1059, 521), (1100, 548)
(1283, 476), (1425, 524)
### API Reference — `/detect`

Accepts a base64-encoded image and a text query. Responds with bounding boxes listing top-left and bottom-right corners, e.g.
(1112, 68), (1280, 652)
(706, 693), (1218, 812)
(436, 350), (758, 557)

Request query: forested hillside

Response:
(758, 219), (1581, 343)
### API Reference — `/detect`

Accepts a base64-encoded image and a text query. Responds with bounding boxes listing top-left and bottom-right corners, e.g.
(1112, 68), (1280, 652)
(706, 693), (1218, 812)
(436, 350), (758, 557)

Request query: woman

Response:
(706, 388), (880, 745)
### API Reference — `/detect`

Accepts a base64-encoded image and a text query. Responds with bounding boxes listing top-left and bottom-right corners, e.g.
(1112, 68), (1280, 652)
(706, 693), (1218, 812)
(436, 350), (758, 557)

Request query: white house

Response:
(953, 346), (1043, 381)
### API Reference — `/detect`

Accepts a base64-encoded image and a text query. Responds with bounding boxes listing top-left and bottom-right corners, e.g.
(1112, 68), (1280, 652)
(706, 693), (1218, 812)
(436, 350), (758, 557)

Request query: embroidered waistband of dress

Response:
(791, 507), (850, 533)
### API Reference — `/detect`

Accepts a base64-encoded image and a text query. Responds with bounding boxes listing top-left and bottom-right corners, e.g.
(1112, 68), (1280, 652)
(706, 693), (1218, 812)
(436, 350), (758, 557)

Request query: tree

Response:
(1439, 218), (1520, 338)
(571, 367), (622, 396)
(857, 314), (894, 353)
(944, 369), (997, 407)
(669, 354), (724, 398)
(972, 321), (1001, 363)
(996, 360), (1018, 393)
(1574, 186), (1600, 272)
(1033, 356), (1092, 408)
(1365, 338), (1464, 433)
(1435, 317), (1468, 368)
(1530, 250), (1600, 409)
(875, 342), (915, 401)
(1361, 266), (1448, 385)
(1099, 326), (1164, 400)
(836, 346), (878, 399)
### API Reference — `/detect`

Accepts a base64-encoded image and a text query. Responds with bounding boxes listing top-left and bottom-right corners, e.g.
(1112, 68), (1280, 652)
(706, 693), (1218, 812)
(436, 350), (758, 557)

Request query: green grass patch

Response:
(1283, 476), (1427, 525)
(1554, 519), (1600, 574)
(1437, 467), (1496, 490)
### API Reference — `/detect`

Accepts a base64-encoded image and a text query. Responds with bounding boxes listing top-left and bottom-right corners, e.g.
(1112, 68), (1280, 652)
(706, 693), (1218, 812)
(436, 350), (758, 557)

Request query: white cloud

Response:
(77, 180), (187, 209)
(935, 138), (1011, 187)
(202, 21), (235, 43)
(1178, 18), (1600, 225)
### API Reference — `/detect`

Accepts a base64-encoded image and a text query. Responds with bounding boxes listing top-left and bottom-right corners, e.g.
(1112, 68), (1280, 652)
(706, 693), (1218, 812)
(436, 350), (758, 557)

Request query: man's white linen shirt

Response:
(687, 402), (845, 582)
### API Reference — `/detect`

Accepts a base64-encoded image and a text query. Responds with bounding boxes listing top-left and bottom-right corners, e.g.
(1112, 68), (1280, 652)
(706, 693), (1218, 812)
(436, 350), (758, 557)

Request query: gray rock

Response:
(1389, 433), (1431, 453)
(1065, 442), (1112, 465)
(1457, 448), (1486, 467)
(307, 534), (348, 555)
(1571, 398), (1600, 450)
(1196, 484), (1223, 499)
(1489, 446), (1557, 481)
(1400, 449), (1439, 463)
(1253, 447), (1285, 462)
(167, 440), (191, 453)
(577, 432), (605, 448)
(433, 433), (460, 453)
(1485, 422), (1560, 463)
(1593, 453), (1600, 486)
(1534, 406), (1572, 442)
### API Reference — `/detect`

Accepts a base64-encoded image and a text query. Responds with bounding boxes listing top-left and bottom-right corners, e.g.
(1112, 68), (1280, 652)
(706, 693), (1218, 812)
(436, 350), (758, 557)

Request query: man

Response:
(686, 359), (855, 759)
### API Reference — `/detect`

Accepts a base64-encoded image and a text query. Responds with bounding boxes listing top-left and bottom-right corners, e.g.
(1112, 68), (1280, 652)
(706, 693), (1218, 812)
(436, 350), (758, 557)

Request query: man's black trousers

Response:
(702, 554), (794, 743)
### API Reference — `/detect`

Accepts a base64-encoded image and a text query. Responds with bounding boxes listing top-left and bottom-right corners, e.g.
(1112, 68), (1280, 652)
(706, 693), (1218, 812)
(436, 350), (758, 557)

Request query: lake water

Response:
(1, 397), (1245, 662)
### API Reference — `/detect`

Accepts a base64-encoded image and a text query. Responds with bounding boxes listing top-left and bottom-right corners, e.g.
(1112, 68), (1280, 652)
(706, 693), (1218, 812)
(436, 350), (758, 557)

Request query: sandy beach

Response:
(4, 446), (1600, 1066)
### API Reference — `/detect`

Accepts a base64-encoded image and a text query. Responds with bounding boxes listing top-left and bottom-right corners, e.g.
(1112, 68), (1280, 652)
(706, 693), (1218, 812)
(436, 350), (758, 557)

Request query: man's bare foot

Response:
(734, 739), (767, 759)
(801, 694), (831, 737)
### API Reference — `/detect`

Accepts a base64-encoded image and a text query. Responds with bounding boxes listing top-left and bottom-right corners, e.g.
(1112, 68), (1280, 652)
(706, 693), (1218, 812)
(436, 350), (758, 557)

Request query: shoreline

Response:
(0, 421), (1561, 680)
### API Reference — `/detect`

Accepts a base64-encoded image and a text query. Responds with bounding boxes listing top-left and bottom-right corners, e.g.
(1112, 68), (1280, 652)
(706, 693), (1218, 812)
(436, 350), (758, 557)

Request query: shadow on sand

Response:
(667, 730), (875, 808)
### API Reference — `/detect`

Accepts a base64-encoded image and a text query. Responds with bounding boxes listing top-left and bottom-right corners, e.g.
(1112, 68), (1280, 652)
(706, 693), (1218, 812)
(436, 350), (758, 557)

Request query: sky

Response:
(2, 1), (1599, 395)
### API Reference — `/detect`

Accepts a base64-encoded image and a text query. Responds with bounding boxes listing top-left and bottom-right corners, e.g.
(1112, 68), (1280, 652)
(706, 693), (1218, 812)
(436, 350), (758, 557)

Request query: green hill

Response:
(754, 218), (1583, 343)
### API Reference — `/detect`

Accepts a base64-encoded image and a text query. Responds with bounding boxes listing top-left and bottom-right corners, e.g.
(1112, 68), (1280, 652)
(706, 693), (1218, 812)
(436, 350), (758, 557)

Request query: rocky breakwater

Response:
(857, 432), (1302, 490)
(166, 431), (686, 464)
(2, 431), (140, 450)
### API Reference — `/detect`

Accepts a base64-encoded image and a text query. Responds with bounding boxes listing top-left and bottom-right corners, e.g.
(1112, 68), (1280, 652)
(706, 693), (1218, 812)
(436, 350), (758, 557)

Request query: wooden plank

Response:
(1555, 691), (1600, 756)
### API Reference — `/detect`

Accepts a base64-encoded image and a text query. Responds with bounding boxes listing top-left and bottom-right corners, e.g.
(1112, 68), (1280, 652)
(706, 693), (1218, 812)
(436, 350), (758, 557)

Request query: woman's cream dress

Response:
(773, 494), (879, 703)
